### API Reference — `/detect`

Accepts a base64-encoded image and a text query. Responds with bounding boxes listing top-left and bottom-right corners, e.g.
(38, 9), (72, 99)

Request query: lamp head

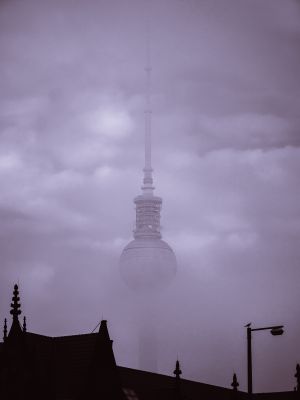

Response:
(270, 327), (284, 336)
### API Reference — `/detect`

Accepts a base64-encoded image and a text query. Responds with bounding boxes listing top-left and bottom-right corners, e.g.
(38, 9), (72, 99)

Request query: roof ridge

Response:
(53, 332), (98, 339)
(117, 366), (241, 392)
(26, 331), (98, 340)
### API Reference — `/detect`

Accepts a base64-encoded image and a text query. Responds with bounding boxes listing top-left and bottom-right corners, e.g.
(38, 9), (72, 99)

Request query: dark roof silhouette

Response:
(0, 284), (297, 400)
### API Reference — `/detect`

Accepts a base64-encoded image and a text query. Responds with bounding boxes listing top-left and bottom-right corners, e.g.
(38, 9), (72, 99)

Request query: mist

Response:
(0, 0), (300, 393)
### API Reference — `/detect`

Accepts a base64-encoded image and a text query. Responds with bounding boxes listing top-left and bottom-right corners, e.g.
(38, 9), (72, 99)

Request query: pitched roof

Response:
(119, 366), (250, 400)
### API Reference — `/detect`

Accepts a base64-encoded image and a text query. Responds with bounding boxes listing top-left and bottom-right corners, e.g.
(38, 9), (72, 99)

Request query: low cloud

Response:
(0, 0), (299, 393)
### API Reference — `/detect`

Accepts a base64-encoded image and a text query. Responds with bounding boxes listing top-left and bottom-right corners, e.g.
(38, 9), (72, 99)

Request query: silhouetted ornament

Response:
(8, 284), (23, 338)
(10, 284), (21, 319)
(173, 360), (182, 399)
(23, 316), (27, 332)
(3, 318), (7, 341)
(173, 360), (182, 379)
(231, 373), (239, 391)
(295, 364), (300, 391)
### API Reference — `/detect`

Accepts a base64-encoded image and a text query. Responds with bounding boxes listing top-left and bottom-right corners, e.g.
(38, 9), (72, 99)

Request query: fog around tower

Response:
(0, 0), (300, 393)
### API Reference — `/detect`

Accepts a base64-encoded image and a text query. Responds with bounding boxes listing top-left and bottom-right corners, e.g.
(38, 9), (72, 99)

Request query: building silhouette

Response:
(0, 284), (298, 399)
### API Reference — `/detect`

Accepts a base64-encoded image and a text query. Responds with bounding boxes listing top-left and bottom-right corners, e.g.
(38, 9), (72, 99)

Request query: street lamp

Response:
(245, 323), (284, 394)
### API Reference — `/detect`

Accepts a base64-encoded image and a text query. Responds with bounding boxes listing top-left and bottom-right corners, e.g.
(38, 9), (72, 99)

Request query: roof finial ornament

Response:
(3, 318), (7, 341)
(10, 284), (21, 321)
(23, 316), (27, 333)
(173, 359), (182, 380)
(173, 359), (182, 399)
(231, 373), (239, 391)
(295, 364), (300, 391)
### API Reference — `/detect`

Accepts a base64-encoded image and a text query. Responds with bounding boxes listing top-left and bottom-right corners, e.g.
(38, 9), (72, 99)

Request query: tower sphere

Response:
(120, 237), (176, 292)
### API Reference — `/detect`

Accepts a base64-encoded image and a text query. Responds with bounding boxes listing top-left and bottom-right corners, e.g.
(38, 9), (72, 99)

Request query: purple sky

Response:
(1, 0), (300, 393)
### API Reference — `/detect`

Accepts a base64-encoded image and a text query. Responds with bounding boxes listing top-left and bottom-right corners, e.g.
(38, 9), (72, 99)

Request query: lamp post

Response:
(245, 323), (284, 395)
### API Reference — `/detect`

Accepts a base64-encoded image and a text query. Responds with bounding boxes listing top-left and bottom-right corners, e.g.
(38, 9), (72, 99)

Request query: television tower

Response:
(119, 23), (177, 371)
(119, 28), (176, 293)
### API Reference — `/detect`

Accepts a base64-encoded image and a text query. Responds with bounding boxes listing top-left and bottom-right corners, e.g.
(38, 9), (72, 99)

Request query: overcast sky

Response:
(0, 0), (300, 393)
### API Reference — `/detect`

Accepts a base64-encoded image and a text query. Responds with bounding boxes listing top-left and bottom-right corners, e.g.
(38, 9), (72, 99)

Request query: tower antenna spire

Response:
(142, 16), (154, 195)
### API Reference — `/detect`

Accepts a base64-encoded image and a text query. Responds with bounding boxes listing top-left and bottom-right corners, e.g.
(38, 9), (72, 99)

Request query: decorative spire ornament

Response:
(173, 360), (182, 399)
(173, 359), (182, 380)
(10, 284), (21, 321)
(231, 373), (239, 391)
(3, 318), (7, 341)
(295, 364), (300, 392)
(8, 283), (23, 337)
(23, 316), (27, 333)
